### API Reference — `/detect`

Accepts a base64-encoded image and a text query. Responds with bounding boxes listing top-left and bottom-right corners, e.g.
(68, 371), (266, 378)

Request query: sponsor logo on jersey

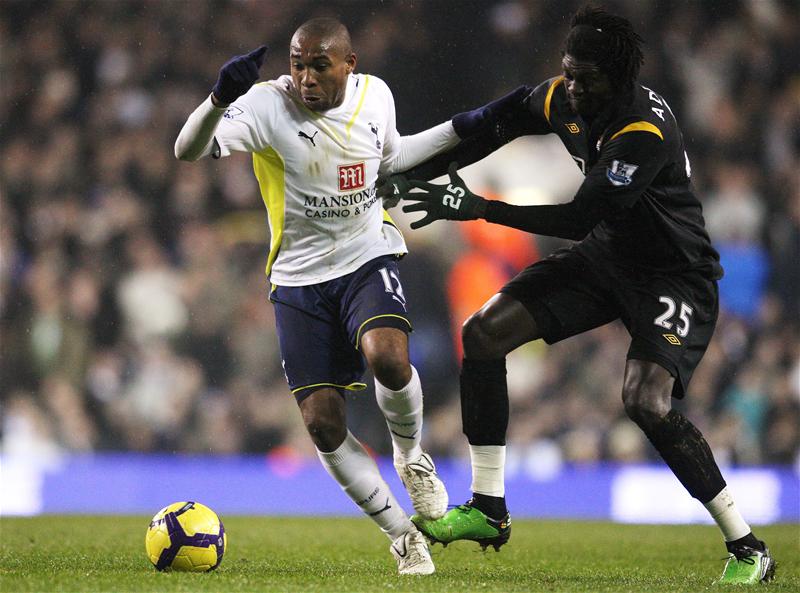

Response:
(565, 122), (580, 134)
(222, 106), (244, 120)
(338, 162), (366, 192)
(606, 159), (639, 186)
(662, 333), (682, 345)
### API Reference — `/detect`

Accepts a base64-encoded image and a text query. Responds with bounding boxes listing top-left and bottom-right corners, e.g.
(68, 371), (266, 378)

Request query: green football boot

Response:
(411, 500), (511, 551)
(716, 541), (776, 585)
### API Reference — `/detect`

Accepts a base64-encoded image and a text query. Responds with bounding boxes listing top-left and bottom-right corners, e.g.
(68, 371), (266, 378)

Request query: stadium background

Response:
(1, 0), (798, 521)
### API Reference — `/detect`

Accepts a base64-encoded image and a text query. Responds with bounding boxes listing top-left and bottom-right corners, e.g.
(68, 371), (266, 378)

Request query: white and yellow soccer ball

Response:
(145, 501), (227, 572)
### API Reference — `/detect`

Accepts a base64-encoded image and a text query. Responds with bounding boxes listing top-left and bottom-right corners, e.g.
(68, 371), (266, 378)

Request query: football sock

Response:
(704, 487), (753, 542)
(469, 445), (506, 498)
(641, 410), (726, 503)
(375, 365), (424, 463)
(726, 532), (764, 551)
(470, 492), (508, 519)
(460, 358), (508, 445)
(317, 430), (413, 540)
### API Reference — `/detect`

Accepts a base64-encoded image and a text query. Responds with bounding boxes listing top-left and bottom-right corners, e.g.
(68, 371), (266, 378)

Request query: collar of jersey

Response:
(284, 73), (366, 147)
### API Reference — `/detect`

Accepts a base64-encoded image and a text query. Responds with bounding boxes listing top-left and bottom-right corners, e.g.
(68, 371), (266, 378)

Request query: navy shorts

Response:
(270, 255), (412, 403)
(501, 247), (719, 399)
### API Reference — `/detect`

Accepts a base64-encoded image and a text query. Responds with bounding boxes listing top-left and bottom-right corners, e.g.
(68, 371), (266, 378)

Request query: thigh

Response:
(270, 285), (367, 403)
(623, 271), (719, 399)
(500, 248), (620, 344)
(341, 255), (412, 350)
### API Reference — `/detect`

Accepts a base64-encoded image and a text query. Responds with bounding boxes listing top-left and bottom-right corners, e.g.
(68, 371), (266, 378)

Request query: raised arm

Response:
(175, 46), (267, 161)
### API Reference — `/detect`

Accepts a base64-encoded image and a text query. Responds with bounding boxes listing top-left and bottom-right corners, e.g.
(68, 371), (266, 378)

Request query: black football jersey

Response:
(409, 78), (723, 279)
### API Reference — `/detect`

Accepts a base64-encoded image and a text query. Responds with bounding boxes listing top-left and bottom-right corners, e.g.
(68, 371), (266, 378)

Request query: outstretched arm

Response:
(398, 130), (668, 239)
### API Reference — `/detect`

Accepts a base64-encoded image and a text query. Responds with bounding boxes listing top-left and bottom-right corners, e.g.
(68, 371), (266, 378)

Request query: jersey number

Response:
(378, 267), (406, 306)
(654, 297), (693, 337)
(443, 184), (464, 209)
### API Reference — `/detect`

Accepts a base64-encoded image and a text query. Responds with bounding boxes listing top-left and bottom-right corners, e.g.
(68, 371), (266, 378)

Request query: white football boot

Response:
(390, 527), (435, 575)
(395, 452), (448, 519)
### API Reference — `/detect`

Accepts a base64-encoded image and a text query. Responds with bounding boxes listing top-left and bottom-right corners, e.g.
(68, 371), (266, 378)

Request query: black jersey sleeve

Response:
(484, 129), (668, 240)
(401, 82), (553, 181)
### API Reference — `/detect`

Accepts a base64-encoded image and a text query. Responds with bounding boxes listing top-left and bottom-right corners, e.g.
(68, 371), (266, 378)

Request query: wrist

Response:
(210, 93), (230, 109)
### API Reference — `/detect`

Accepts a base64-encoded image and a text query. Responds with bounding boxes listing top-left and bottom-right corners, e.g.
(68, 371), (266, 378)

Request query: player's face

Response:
(562, 54), (613, 118)
(290, 33), (356, 112)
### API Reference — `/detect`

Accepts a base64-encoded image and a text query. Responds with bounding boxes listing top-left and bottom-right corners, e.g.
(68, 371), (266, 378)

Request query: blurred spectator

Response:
(0, 0), (797, 468)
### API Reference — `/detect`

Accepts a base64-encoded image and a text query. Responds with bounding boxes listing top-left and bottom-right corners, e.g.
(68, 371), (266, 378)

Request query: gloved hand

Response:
(400, 163), (487, 229)
(451, 85), (530, 138)
(376, 174), (412, 209)
(212, 45), (268, 106)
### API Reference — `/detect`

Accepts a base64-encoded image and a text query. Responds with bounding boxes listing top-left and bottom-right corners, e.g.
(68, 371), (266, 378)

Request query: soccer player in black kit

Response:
(381, 6), (775, 585)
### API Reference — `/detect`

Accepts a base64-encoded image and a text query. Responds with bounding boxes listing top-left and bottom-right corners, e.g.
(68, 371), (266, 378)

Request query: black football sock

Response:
(470, 492), (508, 519)
(641, 410), (726, 503)
(726, 532), (764, 552)
(460, 358), (508, 445)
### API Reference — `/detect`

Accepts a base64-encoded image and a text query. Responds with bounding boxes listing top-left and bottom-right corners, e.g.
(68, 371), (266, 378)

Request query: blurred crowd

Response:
(1, 0), (798, 469)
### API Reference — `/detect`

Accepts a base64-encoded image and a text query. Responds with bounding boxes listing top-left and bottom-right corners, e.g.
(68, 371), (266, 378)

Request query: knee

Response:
(301, 398), (346, 452)
(462, 312), (506, 359)
(368, 347), (411, 390)
(622, 370), (672, 429)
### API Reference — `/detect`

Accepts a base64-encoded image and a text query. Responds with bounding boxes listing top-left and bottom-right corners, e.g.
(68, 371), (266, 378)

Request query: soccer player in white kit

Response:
(175, 17), (459, 575)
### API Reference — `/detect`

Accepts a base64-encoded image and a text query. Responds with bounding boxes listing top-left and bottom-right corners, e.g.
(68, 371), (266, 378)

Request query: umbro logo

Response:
(662, 333), (682, 345)
(565, 122), (580, 134)
(298, 130), (318, 146)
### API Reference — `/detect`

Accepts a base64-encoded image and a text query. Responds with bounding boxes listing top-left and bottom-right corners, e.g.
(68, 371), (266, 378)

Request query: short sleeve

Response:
(213, 84), (274, 157)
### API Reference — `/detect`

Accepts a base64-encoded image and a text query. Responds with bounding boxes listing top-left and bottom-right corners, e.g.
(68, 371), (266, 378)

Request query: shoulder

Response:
(527, 76), (566, 125)
(604, 85), (673, 145)
(358, 73), (392, 98)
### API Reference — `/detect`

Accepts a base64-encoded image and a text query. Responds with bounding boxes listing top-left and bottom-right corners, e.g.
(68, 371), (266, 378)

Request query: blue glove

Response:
(212, 45), (268, 106)
(451, 85), (531, 138)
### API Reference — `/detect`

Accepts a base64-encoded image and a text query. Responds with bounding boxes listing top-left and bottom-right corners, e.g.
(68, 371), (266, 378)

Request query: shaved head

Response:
(292, 17), (352, 57)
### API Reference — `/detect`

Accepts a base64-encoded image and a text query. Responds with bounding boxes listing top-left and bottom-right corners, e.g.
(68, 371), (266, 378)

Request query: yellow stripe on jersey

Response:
(610, 121), (664, 141)
(252, 146), (286, 277)
(544, 76), (564, 124)
(382, 208), (400, 229)
(345, 74), (370, 140)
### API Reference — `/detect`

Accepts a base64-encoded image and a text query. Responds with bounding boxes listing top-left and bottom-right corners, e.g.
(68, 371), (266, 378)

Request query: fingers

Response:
(401, 202), (429, 214)
(247, 45), (268, 67)
(447, 161), (462, 182)
(410, 214), (436, 230)
(406, 179), (439, 191)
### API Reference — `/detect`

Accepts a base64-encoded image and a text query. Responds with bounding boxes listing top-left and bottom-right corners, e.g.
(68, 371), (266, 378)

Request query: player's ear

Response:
(345, 53), (356, 74)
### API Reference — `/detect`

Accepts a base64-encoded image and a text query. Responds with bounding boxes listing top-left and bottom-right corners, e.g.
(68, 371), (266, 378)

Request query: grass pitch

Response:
(1, 516), (797, 592)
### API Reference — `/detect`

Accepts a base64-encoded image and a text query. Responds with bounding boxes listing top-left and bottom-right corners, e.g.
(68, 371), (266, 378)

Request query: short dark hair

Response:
(294, 17), (352, 55)
(563, 6), (644, 93)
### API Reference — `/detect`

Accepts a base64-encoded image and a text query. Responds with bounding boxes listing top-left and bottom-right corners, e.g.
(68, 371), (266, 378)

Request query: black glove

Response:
(400, 163), (487, 229)
(212, 45), (268, 105)
(376, 174), (412, 209)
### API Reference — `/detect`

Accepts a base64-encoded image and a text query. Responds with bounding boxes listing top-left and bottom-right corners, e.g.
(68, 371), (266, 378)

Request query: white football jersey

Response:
(213, 73), (409, 286)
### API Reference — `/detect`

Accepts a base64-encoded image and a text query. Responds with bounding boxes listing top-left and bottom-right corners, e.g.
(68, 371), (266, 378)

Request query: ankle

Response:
(470, 492), (507, 519)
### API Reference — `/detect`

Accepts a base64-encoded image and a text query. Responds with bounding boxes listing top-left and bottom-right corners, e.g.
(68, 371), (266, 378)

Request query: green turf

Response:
(0, 517), (797, 592)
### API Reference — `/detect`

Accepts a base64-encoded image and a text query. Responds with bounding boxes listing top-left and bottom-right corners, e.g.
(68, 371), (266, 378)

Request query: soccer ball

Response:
(145, 501), (227, 572)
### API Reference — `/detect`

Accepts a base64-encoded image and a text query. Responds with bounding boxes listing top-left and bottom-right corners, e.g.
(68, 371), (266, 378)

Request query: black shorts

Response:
(500, 247), (718, 398)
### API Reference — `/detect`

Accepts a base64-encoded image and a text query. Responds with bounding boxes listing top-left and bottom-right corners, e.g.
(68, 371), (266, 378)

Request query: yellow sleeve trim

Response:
(291, 382), (368, 394)
(544, 76), (564, 124)
(345, 75), (370, 140)
(610, 121), (663, 141)
(355, 314), (412, 350)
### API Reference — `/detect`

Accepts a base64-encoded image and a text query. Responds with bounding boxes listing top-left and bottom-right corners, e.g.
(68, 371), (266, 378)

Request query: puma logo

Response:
(368, 498), (392, 517)
(298, 130), (318, 146)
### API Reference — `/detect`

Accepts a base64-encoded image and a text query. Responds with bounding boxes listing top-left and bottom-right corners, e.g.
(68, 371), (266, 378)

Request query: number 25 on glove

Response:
(401, 162), (487, 229)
